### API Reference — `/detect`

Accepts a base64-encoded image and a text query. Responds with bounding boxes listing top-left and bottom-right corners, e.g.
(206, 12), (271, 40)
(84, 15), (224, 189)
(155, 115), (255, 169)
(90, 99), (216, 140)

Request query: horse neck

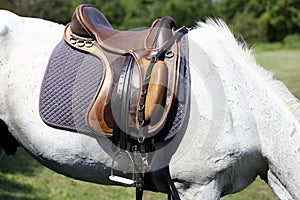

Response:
(189, 24), (300, 198)
(253, 80), (300, 199)
(189, 23), (300, 155)
(249, 73), (300, 198)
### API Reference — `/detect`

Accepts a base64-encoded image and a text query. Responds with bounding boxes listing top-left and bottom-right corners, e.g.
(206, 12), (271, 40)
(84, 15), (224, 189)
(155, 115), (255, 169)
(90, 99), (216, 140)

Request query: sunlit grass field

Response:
(1, 44), (299, 199)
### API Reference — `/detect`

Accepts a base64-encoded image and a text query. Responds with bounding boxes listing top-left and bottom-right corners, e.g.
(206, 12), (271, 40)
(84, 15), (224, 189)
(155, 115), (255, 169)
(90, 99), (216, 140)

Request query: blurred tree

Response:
(78, 0), (126, 28)
(0, 0), (76, 24)
(217, 0), (300, 43)
(263, 0), (300, 41)
(217, 0), (268, 42)
(162, 0), (218, 27)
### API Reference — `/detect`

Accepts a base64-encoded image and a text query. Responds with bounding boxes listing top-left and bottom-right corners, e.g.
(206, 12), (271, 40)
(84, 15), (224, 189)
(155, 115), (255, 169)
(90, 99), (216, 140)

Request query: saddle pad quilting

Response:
(40, 39), (103, 133)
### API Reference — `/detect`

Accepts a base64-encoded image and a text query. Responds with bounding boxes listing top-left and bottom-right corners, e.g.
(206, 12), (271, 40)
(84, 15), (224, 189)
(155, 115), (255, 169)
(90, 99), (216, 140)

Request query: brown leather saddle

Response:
(40, 4), (189, 200)
(64, 4), (188, 138)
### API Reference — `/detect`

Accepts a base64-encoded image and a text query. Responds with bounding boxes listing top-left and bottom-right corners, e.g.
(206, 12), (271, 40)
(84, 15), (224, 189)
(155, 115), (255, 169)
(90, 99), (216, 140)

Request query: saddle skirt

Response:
(39, 4), (190, 142)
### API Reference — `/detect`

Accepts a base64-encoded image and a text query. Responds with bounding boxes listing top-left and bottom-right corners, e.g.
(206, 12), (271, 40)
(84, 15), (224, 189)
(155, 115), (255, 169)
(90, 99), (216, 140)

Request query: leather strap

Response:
(136, 188), (144, 200)
(144, 166), (180, 200)
(112, 55), (134, 149)
(138, 26), (189, 138)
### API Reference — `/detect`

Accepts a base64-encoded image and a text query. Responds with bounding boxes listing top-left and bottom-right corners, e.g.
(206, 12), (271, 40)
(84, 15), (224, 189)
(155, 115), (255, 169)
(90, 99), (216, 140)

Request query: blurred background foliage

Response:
(0, 0), (299, 44)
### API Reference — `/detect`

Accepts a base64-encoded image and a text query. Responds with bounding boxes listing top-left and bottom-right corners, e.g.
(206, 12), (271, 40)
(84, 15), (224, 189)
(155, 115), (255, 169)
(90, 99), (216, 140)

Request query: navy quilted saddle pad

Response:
(39, 35), (190, 142)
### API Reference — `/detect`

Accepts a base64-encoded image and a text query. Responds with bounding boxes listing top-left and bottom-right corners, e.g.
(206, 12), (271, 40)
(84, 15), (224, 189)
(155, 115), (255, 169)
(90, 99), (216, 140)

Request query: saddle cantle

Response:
(40, 4), (190, 200)
(64, 4), (186, 137)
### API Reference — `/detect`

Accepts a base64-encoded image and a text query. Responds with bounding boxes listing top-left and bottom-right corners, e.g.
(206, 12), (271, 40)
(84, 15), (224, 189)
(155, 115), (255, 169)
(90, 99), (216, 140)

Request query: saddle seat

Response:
(70, 4), (177, 53)
(64, 4), (183, 137)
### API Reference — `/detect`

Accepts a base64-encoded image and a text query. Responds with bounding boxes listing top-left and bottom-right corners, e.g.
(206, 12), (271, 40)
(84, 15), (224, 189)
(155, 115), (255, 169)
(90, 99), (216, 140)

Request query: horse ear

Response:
(0, 119), (20, 156)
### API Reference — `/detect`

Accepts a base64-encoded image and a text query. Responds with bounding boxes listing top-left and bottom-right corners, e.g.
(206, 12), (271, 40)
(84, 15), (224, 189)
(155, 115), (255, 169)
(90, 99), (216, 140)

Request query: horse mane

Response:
(196, 18), (300, 123)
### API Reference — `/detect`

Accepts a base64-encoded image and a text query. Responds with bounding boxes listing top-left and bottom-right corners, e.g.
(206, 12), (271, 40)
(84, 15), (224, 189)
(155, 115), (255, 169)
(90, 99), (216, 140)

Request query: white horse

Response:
(1, 10), (300, 200)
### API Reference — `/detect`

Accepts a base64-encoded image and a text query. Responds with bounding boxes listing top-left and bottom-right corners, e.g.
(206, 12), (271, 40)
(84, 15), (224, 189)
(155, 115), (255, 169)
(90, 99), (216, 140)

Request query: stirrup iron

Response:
(109, 150), (135, 185)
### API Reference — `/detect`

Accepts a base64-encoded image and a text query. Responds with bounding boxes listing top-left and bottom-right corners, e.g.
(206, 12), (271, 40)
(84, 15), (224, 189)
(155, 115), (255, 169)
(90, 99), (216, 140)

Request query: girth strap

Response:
(149, 166), (180, 200)
(136, 188), (143, 200)
(135, 166), (180, 200)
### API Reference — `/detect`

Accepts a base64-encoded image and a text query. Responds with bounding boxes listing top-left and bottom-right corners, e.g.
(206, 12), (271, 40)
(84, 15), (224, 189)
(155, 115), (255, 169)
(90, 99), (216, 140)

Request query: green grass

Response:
(1, 44), (299, 199)
(252, 41), (300, 52)
(222, 179), (278, 200)
(252, 48), (300, 99)
(0, 148), (164, 200)
(0, 149), (278, 200)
